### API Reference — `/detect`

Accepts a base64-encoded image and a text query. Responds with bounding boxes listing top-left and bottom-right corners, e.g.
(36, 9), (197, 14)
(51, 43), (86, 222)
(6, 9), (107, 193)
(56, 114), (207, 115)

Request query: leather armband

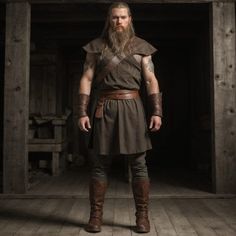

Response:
(148, 92), (163, 117)
(78, 94), (90, 118)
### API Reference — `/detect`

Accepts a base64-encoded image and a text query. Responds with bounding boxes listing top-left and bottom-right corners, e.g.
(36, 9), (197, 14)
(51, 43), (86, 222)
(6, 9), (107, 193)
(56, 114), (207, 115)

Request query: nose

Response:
(117, 17), (122, 24)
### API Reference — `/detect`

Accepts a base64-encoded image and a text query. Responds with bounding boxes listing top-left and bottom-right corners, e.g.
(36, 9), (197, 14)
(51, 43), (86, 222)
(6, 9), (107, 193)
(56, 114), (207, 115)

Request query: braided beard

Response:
(108, 25), (133, 55)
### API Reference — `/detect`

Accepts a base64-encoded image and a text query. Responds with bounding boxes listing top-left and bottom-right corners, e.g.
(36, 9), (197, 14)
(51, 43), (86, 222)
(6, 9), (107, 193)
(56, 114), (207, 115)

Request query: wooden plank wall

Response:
(30, 53), (57, 115)
(3, 2), (30, 193)
(0, 4), (5, 181)
(211, 2), (236, 193)
(29, 50), (67, 116)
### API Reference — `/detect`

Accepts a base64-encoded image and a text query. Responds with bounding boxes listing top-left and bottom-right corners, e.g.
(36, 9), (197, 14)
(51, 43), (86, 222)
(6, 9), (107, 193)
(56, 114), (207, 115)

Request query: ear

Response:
(129, 16), (132, 23)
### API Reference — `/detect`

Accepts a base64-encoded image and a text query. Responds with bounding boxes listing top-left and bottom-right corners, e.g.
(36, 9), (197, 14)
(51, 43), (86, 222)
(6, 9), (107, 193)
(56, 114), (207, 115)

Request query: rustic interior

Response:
(2, 2), (234, 194)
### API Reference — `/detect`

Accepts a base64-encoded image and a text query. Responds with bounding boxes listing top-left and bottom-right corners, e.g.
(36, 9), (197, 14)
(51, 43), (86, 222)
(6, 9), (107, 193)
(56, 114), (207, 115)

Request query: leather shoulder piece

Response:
(131, 36), (157, 56)
(82, 38), (104, 54)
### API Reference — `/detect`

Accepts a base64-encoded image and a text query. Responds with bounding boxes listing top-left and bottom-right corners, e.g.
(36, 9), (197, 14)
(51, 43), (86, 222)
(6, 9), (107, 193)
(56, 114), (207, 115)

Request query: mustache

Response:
(114, 25), (124, 30)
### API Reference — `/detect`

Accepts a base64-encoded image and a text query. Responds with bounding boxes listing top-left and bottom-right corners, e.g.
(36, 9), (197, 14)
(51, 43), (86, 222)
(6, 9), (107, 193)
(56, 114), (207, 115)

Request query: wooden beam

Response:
(30, 3), (208, 23)
(211, 2), (236, 193)
(3, 2), (31, 193)
(5, 0), (235, 4)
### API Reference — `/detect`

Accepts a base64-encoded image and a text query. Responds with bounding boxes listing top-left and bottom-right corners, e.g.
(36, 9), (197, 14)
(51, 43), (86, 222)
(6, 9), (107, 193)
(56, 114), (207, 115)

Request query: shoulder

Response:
(131, 36), (157, 56)
(82, 38), (104, 53)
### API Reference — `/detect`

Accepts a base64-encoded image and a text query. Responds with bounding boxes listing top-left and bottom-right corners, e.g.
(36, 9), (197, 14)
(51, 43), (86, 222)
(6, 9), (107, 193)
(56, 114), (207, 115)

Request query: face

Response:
(110, 7), (131, 32)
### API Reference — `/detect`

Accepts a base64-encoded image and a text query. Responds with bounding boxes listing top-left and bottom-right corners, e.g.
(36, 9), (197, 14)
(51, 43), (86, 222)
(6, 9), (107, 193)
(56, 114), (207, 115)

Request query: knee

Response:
(129, 153), (149, 180)
(90, 155), (111, 181)
(90, 164), (108, 181)
(131, 165), (149, 180)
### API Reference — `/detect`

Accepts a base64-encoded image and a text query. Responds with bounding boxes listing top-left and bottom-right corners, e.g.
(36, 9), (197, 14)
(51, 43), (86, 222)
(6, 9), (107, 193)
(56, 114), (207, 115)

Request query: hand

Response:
(78, 116), (91, 132)
(149, 115), (162, 132)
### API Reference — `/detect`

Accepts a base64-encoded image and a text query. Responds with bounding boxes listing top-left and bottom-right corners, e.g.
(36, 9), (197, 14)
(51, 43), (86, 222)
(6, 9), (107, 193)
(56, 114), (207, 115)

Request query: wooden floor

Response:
(0, 197), (235, 235)
(26, 165), (214, 197)
(1, 166), (236, 235)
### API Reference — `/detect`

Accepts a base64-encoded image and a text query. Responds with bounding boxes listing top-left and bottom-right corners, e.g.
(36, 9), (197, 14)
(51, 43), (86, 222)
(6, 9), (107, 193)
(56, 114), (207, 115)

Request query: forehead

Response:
(111, 7), (129, 17)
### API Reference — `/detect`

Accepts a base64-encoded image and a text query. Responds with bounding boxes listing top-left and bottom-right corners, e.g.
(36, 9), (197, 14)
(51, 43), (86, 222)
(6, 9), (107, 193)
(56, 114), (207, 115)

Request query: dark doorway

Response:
(141, 5), (212, 193)
(28, 3), (212, 195)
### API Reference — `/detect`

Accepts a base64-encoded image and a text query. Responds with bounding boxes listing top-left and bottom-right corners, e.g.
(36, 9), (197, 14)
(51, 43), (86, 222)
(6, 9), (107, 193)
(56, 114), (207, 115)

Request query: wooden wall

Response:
(3, 2), (30, 193)
(211, 2), (236, 193)
(0, 4), (5, 191)
(30, 50), (66, 116)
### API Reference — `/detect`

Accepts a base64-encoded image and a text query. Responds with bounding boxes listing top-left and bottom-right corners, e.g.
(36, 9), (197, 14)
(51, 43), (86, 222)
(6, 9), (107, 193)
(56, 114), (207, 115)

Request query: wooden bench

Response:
(28, 116), (68, 176)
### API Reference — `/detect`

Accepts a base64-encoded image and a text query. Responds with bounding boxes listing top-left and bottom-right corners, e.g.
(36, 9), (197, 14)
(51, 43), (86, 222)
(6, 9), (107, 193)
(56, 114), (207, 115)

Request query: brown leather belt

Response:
(95, 89), (139, 118)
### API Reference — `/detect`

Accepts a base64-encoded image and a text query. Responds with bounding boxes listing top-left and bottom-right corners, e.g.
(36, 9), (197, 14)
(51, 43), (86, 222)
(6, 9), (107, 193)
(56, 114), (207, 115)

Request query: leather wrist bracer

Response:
(148, 92), (163, 117)
(78, 94), (90, 118)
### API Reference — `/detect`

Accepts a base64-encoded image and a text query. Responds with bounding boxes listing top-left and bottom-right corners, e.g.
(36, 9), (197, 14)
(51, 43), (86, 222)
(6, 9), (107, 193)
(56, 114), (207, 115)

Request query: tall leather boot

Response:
(132, 179), (150, 233)
(85, 179), (107, 233)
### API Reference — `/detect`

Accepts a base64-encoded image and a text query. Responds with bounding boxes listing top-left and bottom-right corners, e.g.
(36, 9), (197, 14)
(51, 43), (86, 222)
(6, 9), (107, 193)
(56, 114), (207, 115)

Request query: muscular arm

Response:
(79, 53), (96, 95)
(141, 55), (160, 95)
(141, 55), (162, 132)
(78, 53), (96, 132)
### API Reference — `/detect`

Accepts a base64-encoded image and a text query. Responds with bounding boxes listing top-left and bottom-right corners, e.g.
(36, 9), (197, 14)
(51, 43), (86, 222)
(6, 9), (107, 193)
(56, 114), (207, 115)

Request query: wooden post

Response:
(3, 1), (31, 193)
(211, 2), (236, 193)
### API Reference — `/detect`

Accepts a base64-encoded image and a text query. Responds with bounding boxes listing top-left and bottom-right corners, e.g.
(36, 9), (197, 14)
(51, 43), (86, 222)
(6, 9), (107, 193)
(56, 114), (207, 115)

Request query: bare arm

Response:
(78, 53), (96, 132)
(141, 55), (162, 132)
(79, 53), (96, 95)
(141, 55), (160, 95)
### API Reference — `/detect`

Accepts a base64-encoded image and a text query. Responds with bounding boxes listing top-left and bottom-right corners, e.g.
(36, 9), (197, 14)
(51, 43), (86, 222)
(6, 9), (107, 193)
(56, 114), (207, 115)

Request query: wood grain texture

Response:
(211, 2), (236, 193)
(3, 2), (31, 193)
(0, 198), (235, 235)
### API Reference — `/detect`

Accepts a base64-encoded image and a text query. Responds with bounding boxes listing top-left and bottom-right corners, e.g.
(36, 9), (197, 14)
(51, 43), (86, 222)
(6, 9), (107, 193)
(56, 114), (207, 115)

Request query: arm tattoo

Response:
(83, 54), (96, 73)
(146, 57), (154, 73)
(83, 60), (94, 73)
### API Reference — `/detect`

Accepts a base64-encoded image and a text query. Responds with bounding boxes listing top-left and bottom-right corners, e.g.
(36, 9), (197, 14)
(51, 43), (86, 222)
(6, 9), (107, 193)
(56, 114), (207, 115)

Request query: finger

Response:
(150, 127), (157, 132)
(80, 121), (88, 132)
(151, 122), (161, 132)
(80, 123), (84, 131)
(83, 120), (90, 132)
(84, 127), (89, 132)
(149, 119), (153, 129)
(82, 124), (89, 132)
(83, 119), (90, 131)
(87, 120), (91, 129)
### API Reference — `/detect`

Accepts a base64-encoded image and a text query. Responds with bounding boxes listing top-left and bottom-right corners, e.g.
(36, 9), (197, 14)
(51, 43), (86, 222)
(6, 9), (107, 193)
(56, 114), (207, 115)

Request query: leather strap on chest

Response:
(96, 54), (125, 84)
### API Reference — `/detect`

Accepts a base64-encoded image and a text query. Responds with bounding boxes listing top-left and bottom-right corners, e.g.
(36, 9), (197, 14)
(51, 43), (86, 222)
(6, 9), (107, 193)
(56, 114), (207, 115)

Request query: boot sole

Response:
(135, 226), (150, 233)
(85, 226), (101, 233)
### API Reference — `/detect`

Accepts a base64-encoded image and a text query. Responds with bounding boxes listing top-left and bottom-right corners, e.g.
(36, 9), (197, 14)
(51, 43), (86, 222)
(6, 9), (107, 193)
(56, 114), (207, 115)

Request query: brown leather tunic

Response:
(83, 36), (157, 155)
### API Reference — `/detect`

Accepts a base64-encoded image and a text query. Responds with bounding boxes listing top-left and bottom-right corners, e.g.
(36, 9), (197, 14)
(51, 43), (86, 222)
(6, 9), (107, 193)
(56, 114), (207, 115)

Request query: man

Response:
(78, 2), (162, 233)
